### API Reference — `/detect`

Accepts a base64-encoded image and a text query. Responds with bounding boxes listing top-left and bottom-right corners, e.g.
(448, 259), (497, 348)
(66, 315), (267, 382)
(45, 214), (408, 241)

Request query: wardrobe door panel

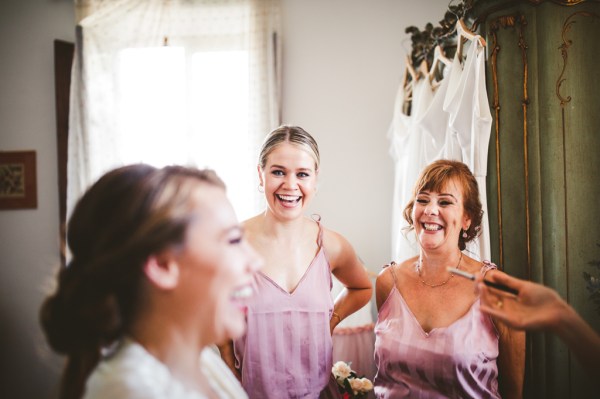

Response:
(473, 1), (600, 397)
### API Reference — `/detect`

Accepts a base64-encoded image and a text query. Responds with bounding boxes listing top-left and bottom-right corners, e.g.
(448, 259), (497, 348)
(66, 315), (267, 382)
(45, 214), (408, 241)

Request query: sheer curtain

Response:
(68, 0), (281, 222)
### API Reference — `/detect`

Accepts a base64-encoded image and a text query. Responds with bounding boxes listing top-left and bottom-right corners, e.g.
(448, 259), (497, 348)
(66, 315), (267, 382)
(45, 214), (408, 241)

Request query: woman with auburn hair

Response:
(374, 159), (525, 398)
(40, 163), (262, 399)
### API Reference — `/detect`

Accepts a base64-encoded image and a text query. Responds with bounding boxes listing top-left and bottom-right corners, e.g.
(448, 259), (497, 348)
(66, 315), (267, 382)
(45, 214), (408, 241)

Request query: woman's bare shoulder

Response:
(241, 215), (268, 247)
(320, 224), (352, 255)
(396, 257), (419, 274)
(461, 253), (490, 275)
(242, 214), (261, 229)
(377, 257), (417, 283)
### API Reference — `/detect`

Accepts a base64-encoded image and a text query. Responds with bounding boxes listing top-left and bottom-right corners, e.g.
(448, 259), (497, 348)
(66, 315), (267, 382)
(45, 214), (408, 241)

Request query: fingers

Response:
(480, 302), (515, 327)
(486, 270), (523, 291)
(495, 297), (504, 309)
(479, 283), (525, 330)
(479, 282), (508, 312)
(474, 272), (485, 283)
(478, 282), (494, 303)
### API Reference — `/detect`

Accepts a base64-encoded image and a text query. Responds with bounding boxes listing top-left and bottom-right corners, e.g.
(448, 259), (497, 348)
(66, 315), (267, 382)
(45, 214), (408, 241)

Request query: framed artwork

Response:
(0, 151), (37, 210)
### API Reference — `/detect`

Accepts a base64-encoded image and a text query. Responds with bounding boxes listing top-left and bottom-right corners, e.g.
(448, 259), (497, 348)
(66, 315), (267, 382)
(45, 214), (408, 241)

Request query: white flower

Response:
(332, 361), (352, 382)
(349, 377), (374, 394)
(331, 360), (373, 397)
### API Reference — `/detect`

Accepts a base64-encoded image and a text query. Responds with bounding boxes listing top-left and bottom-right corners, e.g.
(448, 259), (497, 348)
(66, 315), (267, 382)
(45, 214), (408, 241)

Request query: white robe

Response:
(84, 339), (247, 399)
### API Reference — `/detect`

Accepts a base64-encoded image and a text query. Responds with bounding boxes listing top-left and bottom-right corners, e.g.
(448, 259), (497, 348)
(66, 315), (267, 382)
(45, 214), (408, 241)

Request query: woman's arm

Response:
(495, 318), (525, 399)
(326, 230), (373, 334)
(484, 270), (525, 399)
(478, 271), (600, 378)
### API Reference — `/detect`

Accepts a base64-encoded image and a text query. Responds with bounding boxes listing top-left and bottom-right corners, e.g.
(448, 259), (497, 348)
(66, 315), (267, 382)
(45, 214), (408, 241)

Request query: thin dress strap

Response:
(313, 214), (324, 248)
(480, 260), (497, 278)
(385, 261), (399, 285)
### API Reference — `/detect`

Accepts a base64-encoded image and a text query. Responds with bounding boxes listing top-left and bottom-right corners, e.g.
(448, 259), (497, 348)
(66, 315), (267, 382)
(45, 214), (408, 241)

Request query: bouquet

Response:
(331, 361), (373, 398)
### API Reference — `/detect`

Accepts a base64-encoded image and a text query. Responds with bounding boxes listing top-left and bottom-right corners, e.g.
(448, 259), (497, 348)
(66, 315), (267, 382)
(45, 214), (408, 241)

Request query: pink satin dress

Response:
(374, 261), (500, 398)
(234, 221), (334, 399)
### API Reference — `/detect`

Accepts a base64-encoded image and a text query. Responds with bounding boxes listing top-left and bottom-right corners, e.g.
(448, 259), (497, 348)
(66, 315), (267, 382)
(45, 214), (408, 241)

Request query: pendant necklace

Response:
(417, 252), (463, 288)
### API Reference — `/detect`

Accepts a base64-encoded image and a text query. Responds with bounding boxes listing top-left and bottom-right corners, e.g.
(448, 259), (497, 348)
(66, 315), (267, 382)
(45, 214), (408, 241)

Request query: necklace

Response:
(417, 252), (463, 288)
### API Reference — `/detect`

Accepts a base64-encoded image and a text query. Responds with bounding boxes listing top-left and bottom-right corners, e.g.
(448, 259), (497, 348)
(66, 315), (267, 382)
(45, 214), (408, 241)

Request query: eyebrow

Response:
(269, 164), (313, 172)
(222, 225), (243, 237)
(418, 191), (458, 200)
(439, 193), (457, 199)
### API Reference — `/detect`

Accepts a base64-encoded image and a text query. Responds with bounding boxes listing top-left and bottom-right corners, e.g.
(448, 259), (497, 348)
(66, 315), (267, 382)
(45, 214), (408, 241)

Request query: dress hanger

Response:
(402, 54), (419, 86)
(428, 45), (451, 84)
(418, 58), (429, 79)
(456, 18), (486, 61)
(401, 54), (419, 103)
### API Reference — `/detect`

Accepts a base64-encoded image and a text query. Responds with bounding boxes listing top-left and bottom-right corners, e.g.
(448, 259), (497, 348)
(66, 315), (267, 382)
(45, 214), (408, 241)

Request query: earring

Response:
(462, 229), (468, 239)
(258, 184), (264, 193)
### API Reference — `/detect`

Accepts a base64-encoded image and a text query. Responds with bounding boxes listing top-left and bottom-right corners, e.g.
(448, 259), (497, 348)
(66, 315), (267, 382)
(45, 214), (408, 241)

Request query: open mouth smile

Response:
(422, 223), (443, 231)
(230, 284), (254, 314)
(231, 285), (254, 300)
(276, 194), (302, 204)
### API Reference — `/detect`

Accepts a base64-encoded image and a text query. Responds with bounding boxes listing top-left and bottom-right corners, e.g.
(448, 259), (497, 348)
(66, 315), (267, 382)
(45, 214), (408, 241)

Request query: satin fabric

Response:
(234, 221), (334, 399)
(374, 262), (500, 399)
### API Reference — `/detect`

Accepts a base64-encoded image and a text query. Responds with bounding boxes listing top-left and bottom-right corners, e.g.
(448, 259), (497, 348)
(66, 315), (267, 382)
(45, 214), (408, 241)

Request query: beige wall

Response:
(0, 0), (74, 397)
(0, 0), (450, 397)
(280, 0), (450, 270)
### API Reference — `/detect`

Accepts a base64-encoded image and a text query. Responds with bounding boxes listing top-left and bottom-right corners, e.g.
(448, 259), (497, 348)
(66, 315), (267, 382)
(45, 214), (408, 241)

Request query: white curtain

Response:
(389, 38), (492, 262)
(68, 0), (281, 222)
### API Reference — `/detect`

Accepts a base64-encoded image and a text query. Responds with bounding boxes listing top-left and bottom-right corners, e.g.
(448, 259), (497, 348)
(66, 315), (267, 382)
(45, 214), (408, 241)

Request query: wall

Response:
(0, 0), (74, 398)
(281, 0), (450, 270)
(0, 0), (449, 397)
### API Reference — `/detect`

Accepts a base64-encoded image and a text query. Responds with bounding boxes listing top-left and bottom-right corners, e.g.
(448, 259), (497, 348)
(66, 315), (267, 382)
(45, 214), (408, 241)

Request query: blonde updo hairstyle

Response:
(258, 125), (320, 171)
(39, 164), (224, 399)
(403, 159), (483, 251)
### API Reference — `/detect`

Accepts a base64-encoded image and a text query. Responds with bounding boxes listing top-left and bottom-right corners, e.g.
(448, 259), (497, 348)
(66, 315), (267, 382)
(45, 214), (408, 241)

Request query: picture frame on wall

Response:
(0, 151), (37, 210)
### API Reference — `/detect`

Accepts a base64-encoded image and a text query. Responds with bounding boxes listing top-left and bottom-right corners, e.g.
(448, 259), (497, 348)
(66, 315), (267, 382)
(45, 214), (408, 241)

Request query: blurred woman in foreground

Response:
(40, 164), (262, 398)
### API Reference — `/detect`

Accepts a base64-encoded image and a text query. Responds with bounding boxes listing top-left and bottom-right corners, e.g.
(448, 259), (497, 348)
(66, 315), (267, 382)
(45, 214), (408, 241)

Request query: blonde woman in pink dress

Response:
(219, 125), (373, 398)
(374, 160), (525, 398)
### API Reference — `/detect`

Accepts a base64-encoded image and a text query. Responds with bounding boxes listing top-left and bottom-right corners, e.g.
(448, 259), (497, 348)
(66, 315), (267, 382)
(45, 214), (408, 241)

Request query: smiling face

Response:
(174, 184), (262, 344)
(258, 142), (318, 221)
(412, 178), (471, 252)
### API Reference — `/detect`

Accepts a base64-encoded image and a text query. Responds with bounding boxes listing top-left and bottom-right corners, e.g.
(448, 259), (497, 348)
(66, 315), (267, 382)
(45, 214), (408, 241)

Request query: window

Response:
(68, 1), (280, 226)
(116, 47), (256, 219)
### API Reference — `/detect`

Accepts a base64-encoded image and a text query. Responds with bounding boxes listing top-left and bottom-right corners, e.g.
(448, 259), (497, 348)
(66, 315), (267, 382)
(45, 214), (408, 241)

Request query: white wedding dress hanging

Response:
(389, 60), (457, 262)
(389, 37), (492, 263)
(389, 69), (438, 262)
(441, 39), (492, 261)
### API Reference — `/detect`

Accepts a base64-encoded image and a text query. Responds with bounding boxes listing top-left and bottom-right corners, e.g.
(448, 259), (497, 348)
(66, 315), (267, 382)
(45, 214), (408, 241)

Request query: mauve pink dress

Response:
(234, 221), (334, 399)
(374, 261), (500, 399)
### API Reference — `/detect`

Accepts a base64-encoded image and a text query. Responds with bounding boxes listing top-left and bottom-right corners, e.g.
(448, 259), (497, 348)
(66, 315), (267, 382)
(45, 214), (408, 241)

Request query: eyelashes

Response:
(270, 170), (311, 178)
(229, 236), (242, 245)
(415, 198), (455, 206)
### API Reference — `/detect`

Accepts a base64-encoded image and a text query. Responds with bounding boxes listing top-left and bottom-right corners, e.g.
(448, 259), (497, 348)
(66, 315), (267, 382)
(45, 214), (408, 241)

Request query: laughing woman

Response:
(219, 125), (373, 398)
(40, 164), (262, 399)
(374, 160), (525, 398)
